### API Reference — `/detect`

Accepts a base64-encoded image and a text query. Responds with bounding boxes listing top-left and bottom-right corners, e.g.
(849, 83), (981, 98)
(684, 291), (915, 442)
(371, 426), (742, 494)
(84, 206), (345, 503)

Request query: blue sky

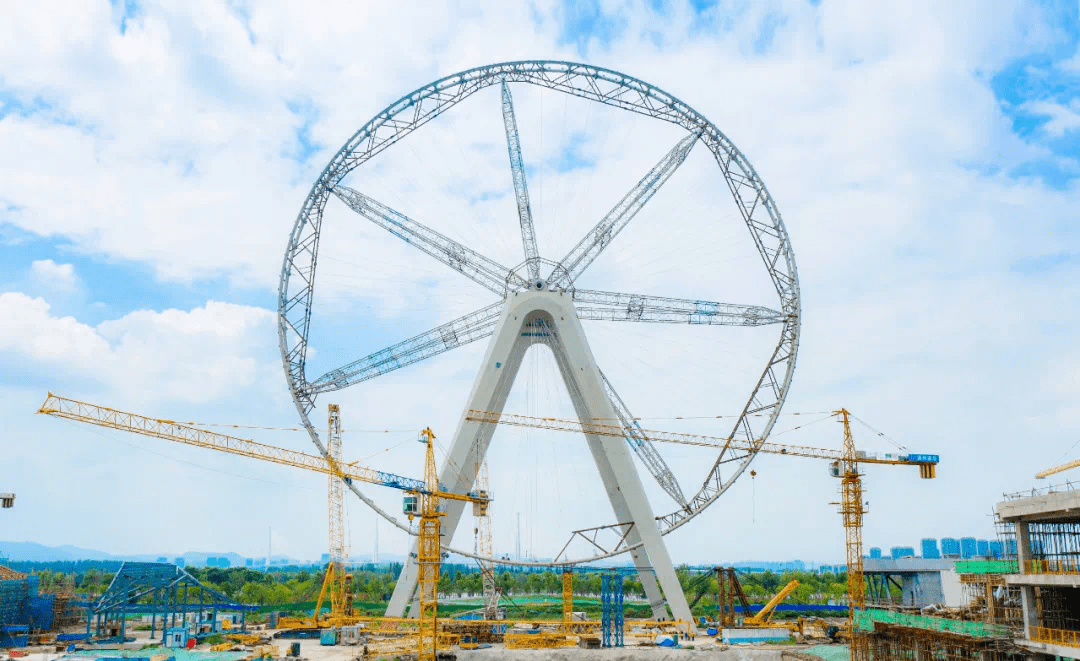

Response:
(2, 0), (1080, 566)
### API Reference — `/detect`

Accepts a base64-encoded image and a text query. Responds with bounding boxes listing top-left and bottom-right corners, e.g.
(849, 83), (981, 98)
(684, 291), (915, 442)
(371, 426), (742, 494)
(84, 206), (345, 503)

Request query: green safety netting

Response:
(855, 609), (1011, 638)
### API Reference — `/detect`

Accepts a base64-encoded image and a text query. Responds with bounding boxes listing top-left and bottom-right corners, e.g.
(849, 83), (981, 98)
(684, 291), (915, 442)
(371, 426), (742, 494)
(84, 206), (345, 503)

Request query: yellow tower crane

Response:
(473, 461), (499, 620)
(314, 404), (350, 622)
(1036, 457), (1080, 479)
(463, 407), (938, 660)
(37, 393), (490, 661)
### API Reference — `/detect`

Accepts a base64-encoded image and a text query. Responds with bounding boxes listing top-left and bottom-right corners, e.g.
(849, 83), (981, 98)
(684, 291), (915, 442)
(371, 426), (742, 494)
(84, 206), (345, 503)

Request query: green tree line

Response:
(14, 563), (854, 613)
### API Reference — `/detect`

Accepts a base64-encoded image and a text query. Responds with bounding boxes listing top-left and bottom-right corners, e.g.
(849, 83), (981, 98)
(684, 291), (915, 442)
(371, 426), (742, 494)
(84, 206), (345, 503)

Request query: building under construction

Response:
(848, 482), (1080, 661)
(0, 568), (87, 648)
(996, 483), (1080, 659)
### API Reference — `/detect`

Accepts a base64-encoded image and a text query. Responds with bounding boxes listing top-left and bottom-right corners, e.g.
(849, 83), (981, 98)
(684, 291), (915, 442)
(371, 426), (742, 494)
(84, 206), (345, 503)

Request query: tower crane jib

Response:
(37, 393), (488, 661)
(465, 407), (938, 659)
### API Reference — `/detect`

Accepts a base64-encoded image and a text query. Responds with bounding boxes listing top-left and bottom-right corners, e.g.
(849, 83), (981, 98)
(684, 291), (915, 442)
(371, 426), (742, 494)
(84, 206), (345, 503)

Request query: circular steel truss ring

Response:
(278, 60), (801, 567)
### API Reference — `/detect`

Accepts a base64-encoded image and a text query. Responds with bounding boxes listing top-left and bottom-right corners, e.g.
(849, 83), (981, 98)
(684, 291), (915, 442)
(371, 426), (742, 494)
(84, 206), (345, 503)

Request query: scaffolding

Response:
(601, 573), (624, 648)
(47, 574), (85, 632)
(868, 622), (1024, 661)
(1035, 584), (1080, 632)
(1024, 521), (1080, 574)
(958, 574), (1022, 630)
(561, 567), (573, 626)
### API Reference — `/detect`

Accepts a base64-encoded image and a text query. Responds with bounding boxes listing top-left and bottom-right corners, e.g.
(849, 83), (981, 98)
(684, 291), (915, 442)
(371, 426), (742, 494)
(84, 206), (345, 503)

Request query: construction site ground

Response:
(1, 627), (847, 661)
(456, 647), (811, 661)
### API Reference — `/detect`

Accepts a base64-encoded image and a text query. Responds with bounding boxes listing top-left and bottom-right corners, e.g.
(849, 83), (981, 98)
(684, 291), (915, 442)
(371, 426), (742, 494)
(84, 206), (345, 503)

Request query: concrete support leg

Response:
(545, 333), (669, 619)
(385, 291), (692, 623)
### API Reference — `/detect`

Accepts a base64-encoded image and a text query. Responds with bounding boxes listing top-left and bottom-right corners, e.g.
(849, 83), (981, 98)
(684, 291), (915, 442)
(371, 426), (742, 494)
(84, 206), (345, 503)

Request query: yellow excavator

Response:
(743, 580), (800, 627)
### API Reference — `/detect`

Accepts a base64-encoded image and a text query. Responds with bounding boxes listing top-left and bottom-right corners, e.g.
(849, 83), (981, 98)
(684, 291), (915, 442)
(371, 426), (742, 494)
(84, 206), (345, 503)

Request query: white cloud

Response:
(1021, 99), (1080, 136)
(1, 1), (1079, 565)
(29, 259), (77, 291)
(0, 292), (275, 404)
(0, 292), (107, 364)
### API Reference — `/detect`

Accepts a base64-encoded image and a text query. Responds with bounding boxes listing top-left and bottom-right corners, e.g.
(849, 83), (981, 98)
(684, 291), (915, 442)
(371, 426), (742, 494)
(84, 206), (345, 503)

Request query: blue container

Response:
(960, 537), (978, 559)
(891, 547), (916, 559)
(869, 548), (882, 559)
(941, 538), (961, 557)
(921, 538), (941, 559)
(319, 629), (338, 646)
(989, 541), (1004, 558)
(977, 539), (991, 557)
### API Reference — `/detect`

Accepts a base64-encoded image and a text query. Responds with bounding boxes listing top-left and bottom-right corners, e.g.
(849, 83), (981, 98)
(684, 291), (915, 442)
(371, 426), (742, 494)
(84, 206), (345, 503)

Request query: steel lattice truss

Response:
(94, 562), (256, 614)
(278, 61), (801, 567)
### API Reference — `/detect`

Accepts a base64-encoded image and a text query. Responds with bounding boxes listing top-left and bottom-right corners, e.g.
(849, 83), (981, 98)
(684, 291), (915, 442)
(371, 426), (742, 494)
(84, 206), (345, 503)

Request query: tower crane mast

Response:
(837, 409), (869, 661)
(473, 461), (499, 620)
(38, 393), (489, 661)
(314, 404), (350, 622)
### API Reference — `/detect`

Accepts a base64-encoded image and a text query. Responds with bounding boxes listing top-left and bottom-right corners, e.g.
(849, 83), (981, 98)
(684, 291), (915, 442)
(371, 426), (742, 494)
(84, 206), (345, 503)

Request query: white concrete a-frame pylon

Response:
(386, 288), (694, 623)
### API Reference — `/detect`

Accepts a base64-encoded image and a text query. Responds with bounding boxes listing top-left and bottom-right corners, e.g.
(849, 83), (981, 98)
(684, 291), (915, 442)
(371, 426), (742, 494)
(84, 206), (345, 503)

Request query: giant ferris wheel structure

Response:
(278, 61), (801, 622)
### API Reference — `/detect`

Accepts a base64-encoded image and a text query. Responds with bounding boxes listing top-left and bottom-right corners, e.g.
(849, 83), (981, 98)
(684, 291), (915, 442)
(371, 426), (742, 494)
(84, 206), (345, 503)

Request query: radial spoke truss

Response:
(332, 186), (527, 295)
(500, 83), (540, 282)
(574, 289), (785, 326)
(548, 132), (699, 288)
(599, 371), (687, 507)
(307, 302), (504, 396)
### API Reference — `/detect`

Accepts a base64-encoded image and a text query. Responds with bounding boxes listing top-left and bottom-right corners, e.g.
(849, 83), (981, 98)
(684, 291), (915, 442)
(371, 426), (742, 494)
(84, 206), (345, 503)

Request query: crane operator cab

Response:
(403, 494), (419, 518)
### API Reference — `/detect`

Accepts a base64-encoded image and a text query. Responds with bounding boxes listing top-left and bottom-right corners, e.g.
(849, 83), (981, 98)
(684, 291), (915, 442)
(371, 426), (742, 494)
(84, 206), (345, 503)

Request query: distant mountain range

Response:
(0, 541), (301, 566)
(0, 542), (817, 571)
(0, 541), (126, 562)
